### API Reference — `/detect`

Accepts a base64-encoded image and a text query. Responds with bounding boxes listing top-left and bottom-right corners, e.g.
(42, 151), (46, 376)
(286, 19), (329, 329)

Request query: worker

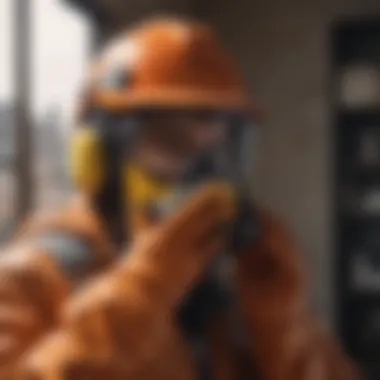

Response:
(0, 16), (361, 380)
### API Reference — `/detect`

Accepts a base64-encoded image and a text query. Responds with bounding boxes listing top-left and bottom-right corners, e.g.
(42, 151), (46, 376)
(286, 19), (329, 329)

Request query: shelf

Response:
(338, 214), (380, 223)
(343, 293), (380, 303)
(337, 107), (380, 117)
(332, 17), (380, 364)
(338, 167), (380, 182)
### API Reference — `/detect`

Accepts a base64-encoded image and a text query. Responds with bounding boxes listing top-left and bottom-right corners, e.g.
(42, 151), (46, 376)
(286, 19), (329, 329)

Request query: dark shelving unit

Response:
(332, 17), (380, 378)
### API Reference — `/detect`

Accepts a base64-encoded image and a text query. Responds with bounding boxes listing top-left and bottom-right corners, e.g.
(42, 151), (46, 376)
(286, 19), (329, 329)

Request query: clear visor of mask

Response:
(117, 110), (258, 190)
(182, 116), (257, 189)
(94, 109), (259, 249)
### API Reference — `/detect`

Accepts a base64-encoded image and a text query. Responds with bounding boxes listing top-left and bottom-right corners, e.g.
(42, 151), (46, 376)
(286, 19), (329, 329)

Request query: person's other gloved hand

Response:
(17, 182), (235, 380)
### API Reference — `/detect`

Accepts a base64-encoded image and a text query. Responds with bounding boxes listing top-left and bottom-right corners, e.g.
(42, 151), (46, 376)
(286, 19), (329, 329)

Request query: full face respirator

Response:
(69, 106), (259, 339)
(70, 107), (258, 247)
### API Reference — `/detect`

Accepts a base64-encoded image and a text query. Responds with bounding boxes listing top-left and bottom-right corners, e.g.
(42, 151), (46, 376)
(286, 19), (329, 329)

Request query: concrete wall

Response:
(203, 0), (380, 329)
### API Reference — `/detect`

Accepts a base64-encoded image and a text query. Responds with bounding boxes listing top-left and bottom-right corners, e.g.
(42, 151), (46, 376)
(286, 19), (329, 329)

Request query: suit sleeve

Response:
(0, 201), (112, 378)
(0, 244), (70, 379)
(236, 207), (362, 380)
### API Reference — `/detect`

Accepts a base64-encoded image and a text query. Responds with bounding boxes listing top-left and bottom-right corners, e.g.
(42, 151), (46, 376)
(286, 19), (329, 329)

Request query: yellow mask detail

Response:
(123, 163), (171, 231)
(69, 127), (105, 194)
(69, 126), (170, 201)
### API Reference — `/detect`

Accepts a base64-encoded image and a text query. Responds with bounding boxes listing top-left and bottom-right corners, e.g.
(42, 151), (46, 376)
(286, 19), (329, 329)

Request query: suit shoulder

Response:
(15, 196), (113, 265)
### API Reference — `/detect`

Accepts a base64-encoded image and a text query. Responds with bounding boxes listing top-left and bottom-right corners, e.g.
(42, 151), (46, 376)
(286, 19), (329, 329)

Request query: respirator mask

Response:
(134, 109), (259, 251)
(71, 107), (259, 337)
(124, 108), (259, 337)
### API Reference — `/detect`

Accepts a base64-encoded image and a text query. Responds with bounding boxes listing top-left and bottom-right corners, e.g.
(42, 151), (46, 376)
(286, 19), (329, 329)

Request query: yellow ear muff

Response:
(68, 126), (105, 194)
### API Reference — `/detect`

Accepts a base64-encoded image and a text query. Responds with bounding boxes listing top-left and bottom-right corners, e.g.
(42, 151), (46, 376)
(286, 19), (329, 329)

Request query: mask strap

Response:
(90, 109), (134, 248)
(237, 117), (257, 188)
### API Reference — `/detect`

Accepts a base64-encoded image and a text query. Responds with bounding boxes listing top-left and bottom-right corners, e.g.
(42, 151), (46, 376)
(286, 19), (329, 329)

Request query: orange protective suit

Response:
(0, 184), (360, 380)
(0, 16), (362, 380)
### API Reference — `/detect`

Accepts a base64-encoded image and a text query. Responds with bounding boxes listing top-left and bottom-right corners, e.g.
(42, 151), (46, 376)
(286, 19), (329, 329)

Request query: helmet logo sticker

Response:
(103, 38), (139, 68)
(98, 38), (139, 90)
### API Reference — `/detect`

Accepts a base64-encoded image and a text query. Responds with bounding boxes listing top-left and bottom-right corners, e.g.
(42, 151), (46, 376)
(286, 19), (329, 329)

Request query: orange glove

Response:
(236, 208), (362, 380)
(18, 182), (235, 380)
(0, 245), (69, 378)
(0, 197), (113, 378)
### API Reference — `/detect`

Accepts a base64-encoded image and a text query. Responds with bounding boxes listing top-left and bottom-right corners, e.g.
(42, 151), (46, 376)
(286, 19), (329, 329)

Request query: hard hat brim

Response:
(91, 89), (264, 119)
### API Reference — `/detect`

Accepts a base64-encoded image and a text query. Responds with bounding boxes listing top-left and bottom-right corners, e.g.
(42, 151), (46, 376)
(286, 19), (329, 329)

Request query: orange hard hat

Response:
(83, 16), (257, 115)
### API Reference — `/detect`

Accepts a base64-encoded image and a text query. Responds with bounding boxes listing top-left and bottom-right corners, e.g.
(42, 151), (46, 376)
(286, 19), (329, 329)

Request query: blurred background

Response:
(2, 0), (380, 376)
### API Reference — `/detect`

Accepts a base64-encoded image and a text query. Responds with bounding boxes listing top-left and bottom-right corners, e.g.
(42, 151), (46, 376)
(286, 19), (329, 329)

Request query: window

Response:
(0, 0), (90, 240)
(32, 0), (90, 209)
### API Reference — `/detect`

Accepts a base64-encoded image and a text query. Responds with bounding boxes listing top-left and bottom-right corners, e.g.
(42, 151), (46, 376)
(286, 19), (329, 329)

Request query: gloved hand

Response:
(115, 181), (236, 308)
(18, 182), (235, 380)
(0, 246), (69, 378)
(236, 207), (305, 319)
